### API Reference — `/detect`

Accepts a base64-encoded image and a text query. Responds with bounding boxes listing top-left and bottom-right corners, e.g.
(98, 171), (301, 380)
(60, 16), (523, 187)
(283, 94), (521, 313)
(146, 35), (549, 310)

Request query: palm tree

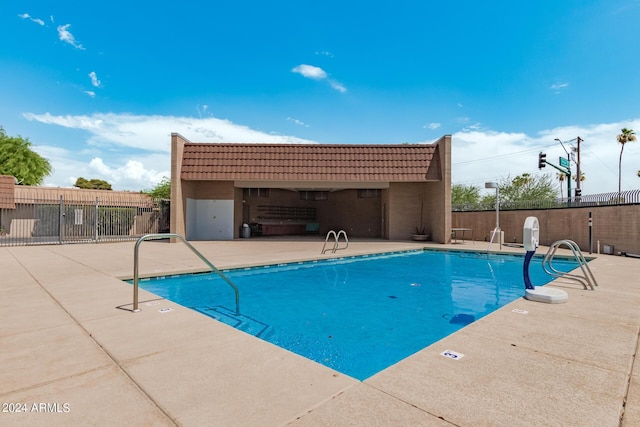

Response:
(572, 171), (585, 194)
(616, 128), (637, 199)
(556, 172), (565, 198)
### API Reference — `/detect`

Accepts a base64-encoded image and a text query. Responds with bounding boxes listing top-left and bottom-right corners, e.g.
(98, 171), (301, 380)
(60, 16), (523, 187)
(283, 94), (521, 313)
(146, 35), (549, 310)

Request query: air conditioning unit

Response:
(602, 245), (614, 255)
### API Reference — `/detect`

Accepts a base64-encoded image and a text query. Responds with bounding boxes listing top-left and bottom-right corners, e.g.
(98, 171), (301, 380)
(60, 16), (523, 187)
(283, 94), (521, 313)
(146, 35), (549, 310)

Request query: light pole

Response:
(576, 136), (582, 197)
(555, 137), (582, 197)
(485, 181), (500, 249)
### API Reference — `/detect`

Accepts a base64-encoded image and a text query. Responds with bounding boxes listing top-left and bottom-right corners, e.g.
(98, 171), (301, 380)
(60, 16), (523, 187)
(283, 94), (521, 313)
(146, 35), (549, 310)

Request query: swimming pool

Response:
(136, 250), (578, 380)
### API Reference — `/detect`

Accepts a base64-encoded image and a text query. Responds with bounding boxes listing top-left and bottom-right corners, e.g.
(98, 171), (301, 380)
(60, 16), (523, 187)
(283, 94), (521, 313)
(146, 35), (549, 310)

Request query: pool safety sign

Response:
(441, 350), (465, 360)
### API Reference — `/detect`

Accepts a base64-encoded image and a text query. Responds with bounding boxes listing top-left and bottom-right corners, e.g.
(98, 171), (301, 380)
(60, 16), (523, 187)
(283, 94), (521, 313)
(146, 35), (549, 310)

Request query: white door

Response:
(186, 199), (234, 240)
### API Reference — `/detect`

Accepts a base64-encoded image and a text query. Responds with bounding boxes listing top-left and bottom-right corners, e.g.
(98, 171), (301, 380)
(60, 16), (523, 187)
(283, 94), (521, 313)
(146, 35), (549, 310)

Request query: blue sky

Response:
(1, 1), (639, 194)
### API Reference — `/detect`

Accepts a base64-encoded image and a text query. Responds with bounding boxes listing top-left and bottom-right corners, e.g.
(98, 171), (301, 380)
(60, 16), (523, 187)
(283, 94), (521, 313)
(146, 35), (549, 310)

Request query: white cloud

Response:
(57, 24), (85, 50)
(84, 91), (96, 98)
(19, 13), (45, 26)
(462, 123), (483, 132)
(196, 104), (209, 117)
(314, 51), (334, 58)
(329, 80), (347, 93)
(87, 158), (166, 190)
(292, 64), (347, 93)
(24, 112), (320, 190)
(424, 123), (441, 130)
(442, 119), (640, 195)
(287, 117), (309, 127)
(292, 64), (327, 80)
(24, 112), (640, 194)
(89, 71), (101, 87)
(24, 112), (317, 154)
(550, 82), (569, 94)
(34, 143), (169, 191)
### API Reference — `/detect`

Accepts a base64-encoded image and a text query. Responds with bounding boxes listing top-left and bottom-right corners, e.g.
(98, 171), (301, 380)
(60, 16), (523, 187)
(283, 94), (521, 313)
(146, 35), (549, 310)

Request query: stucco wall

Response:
(425, 135), (451, 243)
(385, 183), (449, 243)
(452, 205), (640, 255)
(170, 133), (187, 237)
(182, 181), (235, 200)
(387, 182), (429, 240)
(385, 135), (451, 243)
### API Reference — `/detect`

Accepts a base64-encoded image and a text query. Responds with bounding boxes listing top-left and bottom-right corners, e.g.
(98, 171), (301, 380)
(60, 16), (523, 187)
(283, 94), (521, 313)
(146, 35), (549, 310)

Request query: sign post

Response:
(538, 154), (571, 206)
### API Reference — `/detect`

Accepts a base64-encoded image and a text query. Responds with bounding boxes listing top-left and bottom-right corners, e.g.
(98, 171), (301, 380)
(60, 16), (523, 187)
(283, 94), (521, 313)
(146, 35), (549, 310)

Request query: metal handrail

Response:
(132, 233), (240, 314)
(486, 226), (502, 253)
(321, 230), (337, 254)
(335, 230), (349, 252)
(542, 239), (598, 290)
(321, 230), (349, 254)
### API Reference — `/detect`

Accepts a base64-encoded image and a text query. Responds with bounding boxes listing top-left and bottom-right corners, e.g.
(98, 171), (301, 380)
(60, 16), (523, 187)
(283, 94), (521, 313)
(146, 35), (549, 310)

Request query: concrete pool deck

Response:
(1, 237), (639, 426)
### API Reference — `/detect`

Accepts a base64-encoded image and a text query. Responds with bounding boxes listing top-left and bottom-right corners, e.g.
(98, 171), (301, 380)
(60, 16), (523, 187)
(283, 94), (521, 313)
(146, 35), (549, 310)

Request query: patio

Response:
(1, 238), (639, 426)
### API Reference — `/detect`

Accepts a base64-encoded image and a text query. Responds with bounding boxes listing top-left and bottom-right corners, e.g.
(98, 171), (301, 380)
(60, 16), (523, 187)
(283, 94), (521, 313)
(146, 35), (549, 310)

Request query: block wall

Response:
(452, 205), (640, 254)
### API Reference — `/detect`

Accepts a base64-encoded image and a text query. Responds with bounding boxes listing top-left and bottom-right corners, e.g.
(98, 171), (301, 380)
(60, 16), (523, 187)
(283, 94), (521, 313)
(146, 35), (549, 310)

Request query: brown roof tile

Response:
(13, 186), (154, 205)
(181, 143), (440, 182)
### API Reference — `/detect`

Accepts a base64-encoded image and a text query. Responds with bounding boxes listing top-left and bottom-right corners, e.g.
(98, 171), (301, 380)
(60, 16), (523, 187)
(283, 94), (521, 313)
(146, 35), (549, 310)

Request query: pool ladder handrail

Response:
(486, 226), (502, 253)
(321, 230), (349, 254)
(542, 239), (598, 290)
(132, 233), (240, 314)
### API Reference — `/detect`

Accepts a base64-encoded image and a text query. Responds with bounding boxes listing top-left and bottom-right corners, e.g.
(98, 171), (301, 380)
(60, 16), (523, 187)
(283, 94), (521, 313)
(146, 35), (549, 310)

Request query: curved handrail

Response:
(486, 226), (502, 254)
(335, 230), (349, 252)
(133, 233), (240, 314)
(542, 241), (589, 289)
(321, 230), (338, 254)
(321, 230), (349, 254)
(542, 239), (598, 290)
(556, 239), (598, 289)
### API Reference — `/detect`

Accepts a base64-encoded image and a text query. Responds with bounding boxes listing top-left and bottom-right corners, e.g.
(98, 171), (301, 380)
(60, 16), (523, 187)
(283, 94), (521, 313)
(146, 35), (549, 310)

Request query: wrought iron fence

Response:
(0, 195), (168, 247)
(452, 189), (640, 212)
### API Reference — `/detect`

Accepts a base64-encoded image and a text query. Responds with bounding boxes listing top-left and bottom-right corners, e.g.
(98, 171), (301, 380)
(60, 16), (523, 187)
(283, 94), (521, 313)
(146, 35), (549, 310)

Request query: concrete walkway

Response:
(1, 238), (639, 426)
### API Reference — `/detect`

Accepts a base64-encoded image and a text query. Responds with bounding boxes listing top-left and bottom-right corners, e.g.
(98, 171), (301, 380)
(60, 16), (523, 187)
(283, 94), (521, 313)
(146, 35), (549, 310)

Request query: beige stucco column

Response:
(433, 134), (452, 243)
(170, 133), (188, 238)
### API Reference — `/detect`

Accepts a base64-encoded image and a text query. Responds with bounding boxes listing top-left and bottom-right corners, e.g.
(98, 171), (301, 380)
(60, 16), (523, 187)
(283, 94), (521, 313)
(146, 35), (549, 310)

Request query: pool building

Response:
(169, 133), (452, 242)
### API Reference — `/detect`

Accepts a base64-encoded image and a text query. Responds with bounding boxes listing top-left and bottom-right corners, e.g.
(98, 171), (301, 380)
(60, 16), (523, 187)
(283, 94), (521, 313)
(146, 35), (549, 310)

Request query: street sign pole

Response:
(541, 157), (571, 207)
(567, 165), (571, 207)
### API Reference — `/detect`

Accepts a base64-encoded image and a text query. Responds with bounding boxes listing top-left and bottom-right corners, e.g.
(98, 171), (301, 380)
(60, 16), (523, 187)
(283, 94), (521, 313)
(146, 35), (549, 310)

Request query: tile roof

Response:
(12, 185), (154, 205)
(1, 176), (153, 206)
(181, 143), (441, 182)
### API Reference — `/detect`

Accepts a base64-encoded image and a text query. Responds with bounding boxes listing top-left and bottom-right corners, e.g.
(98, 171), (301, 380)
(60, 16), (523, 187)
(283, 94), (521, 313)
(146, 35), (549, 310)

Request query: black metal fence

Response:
(0, 196), (169, 247)
(452, 189), (640, 212)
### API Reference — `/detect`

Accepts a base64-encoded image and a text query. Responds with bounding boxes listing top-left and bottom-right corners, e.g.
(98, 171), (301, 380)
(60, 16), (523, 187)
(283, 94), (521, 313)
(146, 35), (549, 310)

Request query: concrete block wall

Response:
(452, 205), (640, 255)
(386, 182), (428, 241)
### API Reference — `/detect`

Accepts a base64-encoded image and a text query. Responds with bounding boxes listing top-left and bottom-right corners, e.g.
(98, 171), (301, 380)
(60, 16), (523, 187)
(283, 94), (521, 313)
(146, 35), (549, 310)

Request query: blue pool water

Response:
(136, 250), (578, 380)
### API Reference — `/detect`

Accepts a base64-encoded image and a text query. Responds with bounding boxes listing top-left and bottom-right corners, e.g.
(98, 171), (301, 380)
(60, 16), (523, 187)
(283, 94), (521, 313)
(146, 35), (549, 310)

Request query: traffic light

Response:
(538, 152), (547, 169)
